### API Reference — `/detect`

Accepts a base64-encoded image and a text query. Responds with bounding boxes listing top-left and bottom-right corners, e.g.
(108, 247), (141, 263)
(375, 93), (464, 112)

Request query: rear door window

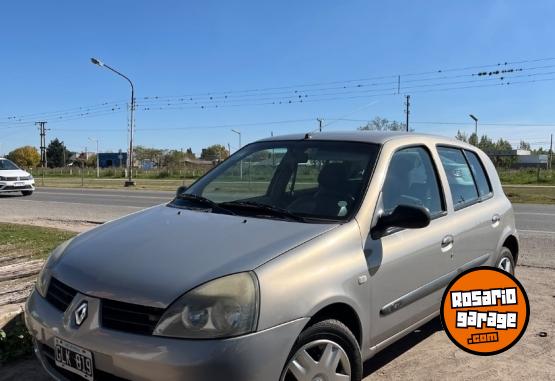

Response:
(464, 150), (492, 198)
(437, 147), (479, 209)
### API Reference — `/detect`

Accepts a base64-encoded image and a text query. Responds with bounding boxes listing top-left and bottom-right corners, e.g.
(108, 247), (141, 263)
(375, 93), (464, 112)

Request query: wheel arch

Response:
(502, 234), (519, 264)
(303, 302), (363, 346)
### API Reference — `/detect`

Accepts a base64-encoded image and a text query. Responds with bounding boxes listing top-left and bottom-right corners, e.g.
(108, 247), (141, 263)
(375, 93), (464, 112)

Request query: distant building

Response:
(98, 152), (127, 168)
(139, 159), (157, 170)
(516, 154), (549, 168)
(486, 149), (549, 169)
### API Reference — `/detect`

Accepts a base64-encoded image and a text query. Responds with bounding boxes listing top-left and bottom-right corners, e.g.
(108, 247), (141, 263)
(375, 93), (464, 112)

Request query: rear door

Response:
(365, 145), (454, 346)
(436, 146), (498, 270)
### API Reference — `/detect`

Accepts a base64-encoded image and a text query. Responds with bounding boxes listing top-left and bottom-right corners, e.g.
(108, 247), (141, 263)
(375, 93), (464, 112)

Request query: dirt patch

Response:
(363, 266), (554, 380)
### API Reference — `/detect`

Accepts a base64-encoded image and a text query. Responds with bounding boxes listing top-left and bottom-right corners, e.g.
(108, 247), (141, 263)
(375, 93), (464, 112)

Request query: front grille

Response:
(40, 343), (130, 381)
(101, 299), (164, 335)
(46, 278), (78, 312)
(0, 185), (32, 190)
(44, 277), (164, 336)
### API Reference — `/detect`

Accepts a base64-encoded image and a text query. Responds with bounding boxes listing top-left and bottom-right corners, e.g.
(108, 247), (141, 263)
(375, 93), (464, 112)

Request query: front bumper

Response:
(0, 180), (34, 192)
(25, 289), (307, 381)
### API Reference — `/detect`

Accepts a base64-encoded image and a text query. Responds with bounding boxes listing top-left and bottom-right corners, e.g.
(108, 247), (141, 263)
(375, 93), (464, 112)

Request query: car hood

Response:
(0, 169), (30, 177)
(53, 204), (337, 308)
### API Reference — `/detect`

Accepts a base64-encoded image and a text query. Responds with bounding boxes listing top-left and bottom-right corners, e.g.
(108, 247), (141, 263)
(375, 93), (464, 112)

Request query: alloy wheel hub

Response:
(282, 339), (351, 381)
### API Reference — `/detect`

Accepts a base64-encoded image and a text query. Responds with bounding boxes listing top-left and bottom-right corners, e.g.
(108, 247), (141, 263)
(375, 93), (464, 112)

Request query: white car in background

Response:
(0, 158), (35, 196)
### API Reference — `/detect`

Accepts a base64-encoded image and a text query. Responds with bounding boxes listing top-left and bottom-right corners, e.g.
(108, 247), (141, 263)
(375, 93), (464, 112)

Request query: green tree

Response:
(455, 130), (468, 142)
(185, 148), (196, 159)
(86, 154), (97, 168)
(358, 117), (408, 132)
(495, 138), (515, 167)
(519, 141), (531, 151)
(6, 146), (41, 168)
(477, 135), (496, 153)
(468, 133), (479, 146)
(201, 144), (229, 160)
(134, 146), (164, 166)
(46, 139), (71, 168)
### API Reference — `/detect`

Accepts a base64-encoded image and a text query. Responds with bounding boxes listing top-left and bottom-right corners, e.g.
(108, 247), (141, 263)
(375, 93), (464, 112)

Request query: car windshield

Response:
(171, 140), (380, 222)
(0, 159), (19, 170)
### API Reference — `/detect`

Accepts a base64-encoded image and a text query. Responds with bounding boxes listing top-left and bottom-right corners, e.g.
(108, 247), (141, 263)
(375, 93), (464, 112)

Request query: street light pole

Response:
(91, 58), (135, 187)
(469, 114), (478, 138)
(231, 129), (242, 179)
(88, 137), (100, 178)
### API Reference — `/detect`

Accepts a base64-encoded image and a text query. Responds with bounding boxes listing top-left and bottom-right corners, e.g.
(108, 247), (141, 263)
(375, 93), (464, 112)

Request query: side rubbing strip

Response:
(380, 254), (490, 316)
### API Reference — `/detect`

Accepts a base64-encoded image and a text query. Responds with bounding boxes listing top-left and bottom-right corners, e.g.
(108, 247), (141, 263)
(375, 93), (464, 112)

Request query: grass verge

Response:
(34, 177), (191, 191)
(0, 223), (77, 260)
(503, 186), (555, 204)
(0, 224), (76, 364)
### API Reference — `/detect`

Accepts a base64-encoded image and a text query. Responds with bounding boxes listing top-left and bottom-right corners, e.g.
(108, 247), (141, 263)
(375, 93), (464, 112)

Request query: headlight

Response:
(36, 239), (74, 297)
(153, 272), (259, 339)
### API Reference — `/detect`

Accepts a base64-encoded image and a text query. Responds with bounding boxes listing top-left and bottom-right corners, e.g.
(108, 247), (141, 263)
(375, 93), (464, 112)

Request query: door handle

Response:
(492, 214), (501, 224)
(441, 235), (454, 248)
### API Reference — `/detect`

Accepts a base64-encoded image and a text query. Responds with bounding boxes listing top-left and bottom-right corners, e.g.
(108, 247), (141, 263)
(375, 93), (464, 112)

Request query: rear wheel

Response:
(496, 246), (515, 275)
(280, 319), (362, 381)
(21, 190), (33, 196)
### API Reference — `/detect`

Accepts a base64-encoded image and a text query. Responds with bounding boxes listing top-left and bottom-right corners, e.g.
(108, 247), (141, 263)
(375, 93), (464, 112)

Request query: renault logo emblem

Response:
(74, 301), (88, 326)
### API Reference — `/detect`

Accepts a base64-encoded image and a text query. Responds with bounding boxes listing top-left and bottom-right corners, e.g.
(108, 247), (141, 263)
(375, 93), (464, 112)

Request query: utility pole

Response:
(89, 137), (100, 178)
(404, 95), (410, 132)
(36, 121), (48, 186)
(549, 133), (553, 170)
(231, 129), (242, 179)
(317, 118), (323, 132)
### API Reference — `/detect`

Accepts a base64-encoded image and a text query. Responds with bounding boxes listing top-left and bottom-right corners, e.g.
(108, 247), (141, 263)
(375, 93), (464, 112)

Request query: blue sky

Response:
(1, 0), (554, 156)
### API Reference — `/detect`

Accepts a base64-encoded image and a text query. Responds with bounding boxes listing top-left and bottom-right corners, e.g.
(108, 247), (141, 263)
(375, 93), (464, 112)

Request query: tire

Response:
(21, 191), (33, 196)
(496, 246), (516, 275)
(280, 319), (362, 381)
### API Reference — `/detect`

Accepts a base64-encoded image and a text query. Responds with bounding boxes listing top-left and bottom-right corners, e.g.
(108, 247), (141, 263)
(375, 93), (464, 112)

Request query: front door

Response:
(364, 146), (454, 346)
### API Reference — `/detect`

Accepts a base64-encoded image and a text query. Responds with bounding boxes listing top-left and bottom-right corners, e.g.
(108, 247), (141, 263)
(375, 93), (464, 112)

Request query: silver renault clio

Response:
(26, 132), (519, 381)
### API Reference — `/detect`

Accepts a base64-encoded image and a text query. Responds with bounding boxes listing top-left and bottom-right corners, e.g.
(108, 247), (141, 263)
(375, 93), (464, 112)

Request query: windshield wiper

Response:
(174, 193), (236, 215)
(219, 200), (306, 222)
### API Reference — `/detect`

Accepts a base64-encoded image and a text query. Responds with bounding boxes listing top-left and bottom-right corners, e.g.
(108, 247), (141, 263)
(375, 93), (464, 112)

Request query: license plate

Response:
(54, 337), (94, 381)
(14, 182), (24, 186)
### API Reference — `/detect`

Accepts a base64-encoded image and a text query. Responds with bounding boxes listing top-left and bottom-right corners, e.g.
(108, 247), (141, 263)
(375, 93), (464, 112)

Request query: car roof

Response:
(258, 130), (475, 149)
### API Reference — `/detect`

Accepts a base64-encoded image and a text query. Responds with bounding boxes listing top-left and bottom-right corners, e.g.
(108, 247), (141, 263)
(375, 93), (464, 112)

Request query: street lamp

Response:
(88, 137), (100, 178)
(231, 129), (242, 179)
(91, 57), (136, 187)
(469, 114), (478, 137)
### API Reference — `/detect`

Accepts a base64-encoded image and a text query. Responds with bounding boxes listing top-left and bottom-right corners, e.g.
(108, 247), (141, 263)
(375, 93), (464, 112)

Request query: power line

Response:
(3, 56), (555, 128)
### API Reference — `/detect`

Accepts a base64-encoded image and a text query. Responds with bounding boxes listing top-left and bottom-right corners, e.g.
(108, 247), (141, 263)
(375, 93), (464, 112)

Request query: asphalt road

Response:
(5, 187), (555, 233)
(23, 187), (173, 208)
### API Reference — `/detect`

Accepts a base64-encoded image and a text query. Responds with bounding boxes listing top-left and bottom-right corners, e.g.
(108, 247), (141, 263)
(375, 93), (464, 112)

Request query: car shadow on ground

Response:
(363, 317), (443, 376)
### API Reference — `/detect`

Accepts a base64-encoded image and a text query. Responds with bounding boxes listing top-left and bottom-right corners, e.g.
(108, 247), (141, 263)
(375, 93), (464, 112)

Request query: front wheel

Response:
(496, 246), (516, 275)
(280, 319), (362, 381)
(21, 190), (33, 196)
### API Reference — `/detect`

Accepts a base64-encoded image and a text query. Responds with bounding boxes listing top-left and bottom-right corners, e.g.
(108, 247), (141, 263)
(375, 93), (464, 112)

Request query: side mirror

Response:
(176, 185), (188, 197)
(371, 204), (431, 239)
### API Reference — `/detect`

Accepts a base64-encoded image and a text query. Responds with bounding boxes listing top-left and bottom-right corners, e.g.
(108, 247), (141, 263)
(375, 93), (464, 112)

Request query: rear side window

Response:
(464, 150), (492, 198)
(437, 147), (479, 209)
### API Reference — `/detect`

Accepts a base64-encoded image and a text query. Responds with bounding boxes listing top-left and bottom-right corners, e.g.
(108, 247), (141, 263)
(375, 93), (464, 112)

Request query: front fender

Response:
(254, 221), (371, 351)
